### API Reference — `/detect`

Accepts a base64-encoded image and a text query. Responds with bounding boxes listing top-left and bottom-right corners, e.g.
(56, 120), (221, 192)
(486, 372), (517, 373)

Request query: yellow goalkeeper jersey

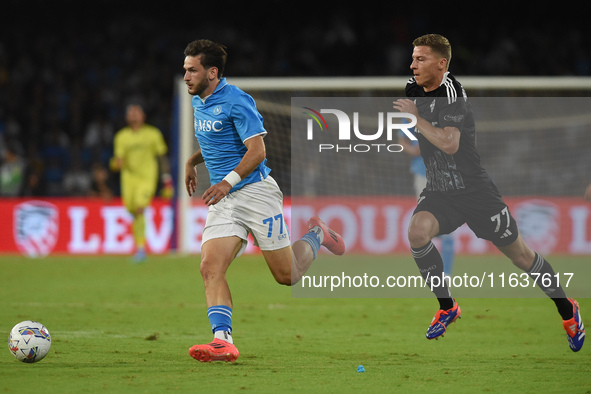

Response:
(113, 124), (167, 184)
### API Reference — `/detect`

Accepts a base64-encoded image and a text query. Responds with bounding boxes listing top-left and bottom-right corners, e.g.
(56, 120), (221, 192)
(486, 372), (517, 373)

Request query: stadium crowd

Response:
(0, 4), (589, 197)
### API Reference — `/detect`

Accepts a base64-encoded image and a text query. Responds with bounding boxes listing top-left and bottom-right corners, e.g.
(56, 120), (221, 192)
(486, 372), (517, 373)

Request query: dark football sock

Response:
(526, 252), (572, 320)
(412, 241), (454, 310)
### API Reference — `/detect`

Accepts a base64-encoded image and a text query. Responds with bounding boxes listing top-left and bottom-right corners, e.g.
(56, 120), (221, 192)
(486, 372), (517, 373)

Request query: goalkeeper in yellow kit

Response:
(112, 104), (172, 262)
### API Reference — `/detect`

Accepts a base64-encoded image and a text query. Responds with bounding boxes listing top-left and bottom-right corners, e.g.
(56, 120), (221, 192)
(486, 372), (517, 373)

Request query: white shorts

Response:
(202, 176), (291, 256)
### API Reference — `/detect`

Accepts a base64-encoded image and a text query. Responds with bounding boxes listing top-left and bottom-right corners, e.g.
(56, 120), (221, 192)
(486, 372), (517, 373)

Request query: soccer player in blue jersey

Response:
(182, 39), (346, 362)
(394, 34), (584, 351)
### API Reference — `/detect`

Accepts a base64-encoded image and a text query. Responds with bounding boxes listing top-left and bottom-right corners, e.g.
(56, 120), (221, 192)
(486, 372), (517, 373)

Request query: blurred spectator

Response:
(84, 113), (114, 167)
(22, 143), (44, 196)
(63, 156), (92, 196)
(41, 124), (70, 196)
(0, 140), (26, 196)
(89, 162), (114, 200)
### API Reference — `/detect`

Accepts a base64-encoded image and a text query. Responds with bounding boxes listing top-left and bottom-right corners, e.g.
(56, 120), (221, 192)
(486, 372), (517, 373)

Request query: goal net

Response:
(173, 76), (591, 257)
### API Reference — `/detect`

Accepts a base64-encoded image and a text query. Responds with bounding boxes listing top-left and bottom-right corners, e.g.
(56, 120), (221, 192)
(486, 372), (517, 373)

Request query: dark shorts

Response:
(414, 181), (519, 247)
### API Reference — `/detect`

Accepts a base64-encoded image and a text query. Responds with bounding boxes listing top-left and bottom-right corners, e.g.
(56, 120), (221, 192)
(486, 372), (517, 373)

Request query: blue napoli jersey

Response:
(192, 78), (271, 192)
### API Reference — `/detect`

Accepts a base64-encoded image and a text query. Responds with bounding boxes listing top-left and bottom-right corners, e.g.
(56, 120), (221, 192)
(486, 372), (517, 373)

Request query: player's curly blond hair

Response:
(413, 34), (452, 69)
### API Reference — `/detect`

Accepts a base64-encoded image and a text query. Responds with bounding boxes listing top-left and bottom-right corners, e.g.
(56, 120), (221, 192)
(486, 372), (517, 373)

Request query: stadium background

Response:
(1, 1), (590, 255)
(2, 7), (590, 391)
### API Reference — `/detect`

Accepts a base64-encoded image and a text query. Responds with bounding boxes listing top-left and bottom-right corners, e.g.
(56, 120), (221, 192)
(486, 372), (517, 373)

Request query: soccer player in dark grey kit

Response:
(393, 34), (585, 351)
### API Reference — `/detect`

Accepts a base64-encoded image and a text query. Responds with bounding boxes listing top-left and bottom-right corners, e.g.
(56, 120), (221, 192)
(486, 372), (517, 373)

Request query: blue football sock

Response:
(207, 305), (232, 333)
(301, 232), (321, 259)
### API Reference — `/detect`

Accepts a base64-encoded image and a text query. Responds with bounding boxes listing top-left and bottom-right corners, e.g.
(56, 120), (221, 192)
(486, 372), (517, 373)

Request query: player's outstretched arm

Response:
(394, 99), (460, 155)
(202, 135), (266, 206)
(185, 150), (204, 197)
(232, 135), (266, 180)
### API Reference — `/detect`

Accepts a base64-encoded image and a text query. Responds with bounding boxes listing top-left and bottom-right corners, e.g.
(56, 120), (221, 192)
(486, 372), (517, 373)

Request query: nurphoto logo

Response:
(302, 107), (418, 153)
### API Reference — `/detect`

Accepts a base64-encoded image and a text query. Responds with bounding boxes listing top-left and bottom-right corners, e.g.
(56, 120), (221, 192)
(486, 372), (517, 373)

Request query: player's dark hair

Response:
(184, 39), (227, 78)
(413, 34), (452, 69)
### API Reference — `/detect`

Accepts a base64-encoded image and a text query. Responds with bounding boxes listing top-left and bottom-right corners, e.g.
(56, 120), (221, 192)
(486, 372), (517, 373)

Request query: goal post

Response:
(173, 76), (591, 254)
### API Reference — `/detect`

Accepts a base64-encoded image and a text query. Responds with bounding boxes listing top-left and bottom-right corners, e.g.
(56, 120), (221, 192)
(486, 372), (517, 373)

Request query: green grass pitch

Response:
(1, 254), (590, 393)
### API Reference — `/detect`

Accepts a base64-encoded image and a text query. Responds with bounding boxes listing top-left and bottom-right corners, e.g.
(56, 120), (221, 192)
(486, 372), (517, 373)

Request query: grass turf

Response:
(0, 254), (589, 393)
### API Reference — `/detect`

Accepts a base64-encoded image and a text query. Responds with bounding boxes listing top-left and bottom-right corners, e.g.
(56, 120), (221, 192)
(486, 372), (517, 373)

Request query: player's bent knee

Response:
(199, 256), (226, 282)
(408, 223), (433, 248)
(273, 271), (293, 286)
(269, 262), (292, 286)
(262, 248), (294, 286)
(408, 212), (438, 248)
(408, 228), (427, 247)
(199, 259), (213, 281)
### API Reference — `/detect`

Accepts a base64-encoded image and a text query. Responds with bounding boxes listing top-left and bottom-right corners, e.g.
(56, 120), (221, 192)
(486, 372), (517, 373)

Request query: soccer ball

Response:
(8, 321), (51, 363)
